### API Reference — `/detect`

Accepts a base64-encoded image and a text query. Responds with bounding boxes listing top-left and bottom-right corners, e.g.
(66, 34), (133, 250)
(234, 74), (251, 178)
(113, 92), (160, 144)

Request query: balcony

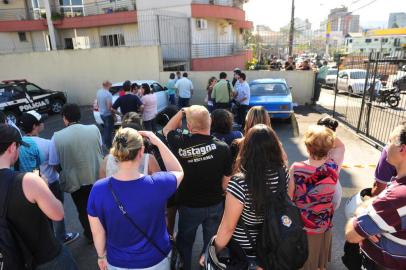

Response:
(191, 42), (246, 58)
(58, 0), (136, 18)
(192, 0), (246, 8)
(191, 0), (252, 29)
(0, 8), (43, 21)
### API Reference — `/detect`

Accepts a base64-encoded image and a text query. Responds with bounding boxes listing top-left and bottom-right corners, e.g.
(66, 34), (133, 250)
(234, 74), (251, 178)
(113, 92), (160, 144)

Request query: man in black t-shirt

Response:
(112, 80), (144, 115)
(163, 105), (232, 270)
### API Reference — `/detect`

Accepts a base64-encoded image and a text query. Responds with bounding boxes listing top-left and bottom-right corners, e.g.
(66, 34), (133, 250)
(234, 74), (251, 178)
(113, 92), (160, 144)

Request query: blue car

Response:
(249, 78), (294, 119)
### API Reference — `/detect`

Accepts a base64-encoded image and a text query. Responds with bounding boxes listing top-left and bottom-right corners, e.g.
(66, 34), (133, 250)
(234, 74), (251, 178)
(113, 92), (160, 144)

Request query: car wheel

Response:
(5, 111), (19, 124)
(50, 99), (64, 114)
(387, 96), (400, 108)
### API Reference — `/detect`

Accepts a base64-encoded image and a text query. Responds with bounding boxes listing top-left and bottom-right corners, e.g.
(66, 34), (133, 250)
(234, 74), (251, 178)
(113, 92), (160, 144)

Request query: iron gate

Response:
(324, 51), (406, 147)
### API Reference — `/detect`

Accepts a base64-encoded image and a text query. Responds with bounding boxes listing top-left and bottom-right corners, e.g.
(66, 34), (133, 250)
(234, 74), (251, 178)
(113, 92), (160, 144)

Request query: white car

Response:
(336, 69), (382, 95)
(93, 80), (168, 126)
(324, 68), (338, 88)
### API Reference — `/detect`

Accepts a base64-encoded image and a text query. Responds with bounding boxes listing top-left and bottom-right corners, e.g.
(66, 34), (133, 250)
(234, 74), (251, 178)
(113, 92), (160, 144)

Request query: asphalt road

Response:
(40, 106), (381, 270)
(318, 87), (406, 146)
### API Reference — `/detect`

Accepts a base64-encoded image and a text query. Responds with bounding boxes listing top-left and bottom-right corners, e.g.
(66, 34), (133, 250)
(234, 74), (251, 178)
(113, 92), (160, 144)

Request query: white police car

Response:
(0, 79), (67, 123)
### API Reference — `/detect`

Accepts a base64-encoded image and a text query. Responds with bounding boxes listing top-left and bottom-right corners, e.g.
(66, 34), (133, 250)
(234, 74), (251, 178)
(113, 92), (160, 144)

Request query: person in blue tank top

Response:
(87, 128), (183, 270)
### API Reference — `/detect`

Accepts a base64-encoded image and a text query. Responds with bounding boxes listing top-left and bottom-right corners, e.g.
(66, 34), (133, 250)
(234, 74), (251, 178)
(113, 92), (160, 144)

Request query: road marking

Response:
(341, 164), (376, 169)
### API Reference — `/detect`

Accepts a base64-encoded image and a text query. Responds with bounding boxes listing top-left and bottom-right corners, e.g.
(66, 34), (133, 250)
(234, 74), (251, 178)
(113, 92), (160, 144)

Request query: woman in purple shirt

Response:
(87, 128), (183, 270)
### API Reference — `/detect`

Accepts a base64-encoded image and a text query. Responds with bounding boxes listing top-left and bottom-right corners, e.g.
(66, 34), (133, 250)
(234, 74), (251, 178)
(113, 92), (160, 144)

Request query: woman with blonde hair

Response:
(206, 76), (217, 112)
(288, 125), (341, 270)
(88, 128), (183, 270)
(230, 106), (272, 162)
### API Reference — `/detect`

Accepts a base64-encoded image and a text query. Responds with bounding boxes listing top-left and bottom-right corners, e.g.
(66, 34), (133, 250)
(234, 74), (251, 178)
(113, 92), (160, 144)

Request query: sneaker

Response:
(63, 232), (80, 245)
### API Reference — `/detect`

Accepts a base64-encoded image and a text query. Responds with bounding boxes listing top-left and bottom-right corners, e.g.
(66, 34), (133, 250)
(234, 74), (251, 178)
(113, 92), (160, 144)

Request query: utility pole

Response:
(288, 0), (295, 56)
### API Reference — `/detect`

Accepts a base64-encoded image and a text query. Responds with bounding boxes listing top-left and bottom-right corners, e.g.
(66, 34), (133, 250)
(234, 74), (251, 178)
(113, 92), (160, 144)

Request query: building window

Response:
(365, 38), (371, 43)
(18, 32), (27, 42)
(60, 0), (84, 17)
(100, 34), (125, 47)
(394, 38), (400, 47)
(349, 39), (353, 43)
(374, 38), (379, 41)
(381, 38), (388, 43)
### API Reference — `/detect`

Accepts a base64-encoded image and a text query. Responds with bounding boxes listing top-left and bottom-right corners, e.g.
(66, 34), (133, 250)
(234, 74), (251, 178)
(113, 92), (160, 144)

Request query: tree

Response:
(392, 22), (399, 28)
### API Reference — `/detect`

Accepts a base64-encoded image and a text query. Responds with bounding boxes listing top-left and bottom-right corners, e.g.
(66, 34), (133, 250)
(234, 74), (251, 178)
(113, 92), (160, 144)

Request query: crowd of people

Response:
(0, 71), (405, 270)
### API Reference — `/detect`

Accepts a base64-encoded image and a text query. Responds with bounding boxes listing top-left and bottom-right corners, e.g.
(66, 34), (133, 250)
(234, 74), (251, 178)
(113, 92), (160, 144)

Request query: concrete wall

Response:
(159, 70), (315, 105)
(0, 31), (48, 54)
(0, 46), (162, 105)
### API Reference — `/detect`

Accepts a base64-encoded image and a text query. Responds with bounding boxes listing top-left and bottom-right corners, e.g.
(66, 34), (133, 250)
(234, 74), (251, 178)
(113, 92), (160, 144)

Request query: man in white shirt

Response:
(175, 72), (194, 108)
(234, 73), (250, 128)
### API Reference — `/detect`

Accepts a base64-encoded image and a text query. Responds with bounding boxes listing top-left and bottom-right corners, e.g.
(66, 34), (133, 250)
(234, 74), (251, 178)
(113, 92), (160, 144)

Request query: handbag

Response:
(108, 179), (181, 270)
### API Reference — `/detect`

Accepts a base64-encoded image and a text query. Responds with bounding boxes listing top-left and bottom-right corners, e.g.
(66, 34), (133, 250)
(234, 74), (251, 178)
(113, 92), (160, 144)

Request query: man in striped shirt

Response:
(345, 123), (406, 270)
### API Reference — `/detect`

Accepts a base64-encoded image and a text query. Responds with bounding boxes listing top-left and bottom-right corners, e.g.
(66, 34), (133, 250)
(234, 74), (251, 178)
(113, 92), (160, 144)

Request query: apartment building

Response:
(0, 0), (253, 70)
(345, 28), (406, 55)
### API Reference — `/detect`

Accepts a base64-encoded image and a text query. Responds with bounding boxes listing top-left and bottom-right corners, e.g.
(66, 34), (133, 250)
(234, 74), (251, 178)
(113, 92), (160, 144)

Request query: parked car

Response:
(393, 74), (406, 92)
(336, 69), (382, 95)
(248, 78), (293, 120)
(93, 80), (168, 127)
(324, 68), (338, 88)
(0, 79), (67, 123)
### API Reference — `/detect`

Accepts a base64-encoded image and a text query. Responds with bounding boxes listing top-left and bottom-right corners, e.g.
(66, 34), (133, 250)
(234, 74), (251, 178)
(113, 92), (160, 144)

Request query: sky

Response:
(244, 0), (406, 31)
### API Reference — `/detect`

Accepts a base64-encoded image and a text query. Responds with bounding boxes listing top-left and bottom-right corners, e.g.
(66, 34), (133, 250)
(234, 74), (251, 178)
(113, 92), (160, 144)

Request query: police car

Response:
(0, 79), (67, 123)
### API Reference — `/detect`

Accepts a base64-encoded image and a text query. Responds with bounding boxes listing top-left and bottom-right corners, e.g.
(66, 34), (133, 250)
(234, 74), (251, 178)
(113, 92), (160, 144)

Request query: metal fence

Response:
(319, 51), (406, 147)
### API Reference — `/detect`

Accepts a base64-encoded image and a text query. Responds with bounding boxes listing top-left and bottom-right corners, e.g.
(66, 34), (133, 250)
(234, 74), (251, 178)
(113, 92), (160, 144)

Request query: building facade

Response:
(388, 13), (406, 28)
(328, 7), (360, 35)
(345, 28), (406, 55)
(0, 0), (253, 71)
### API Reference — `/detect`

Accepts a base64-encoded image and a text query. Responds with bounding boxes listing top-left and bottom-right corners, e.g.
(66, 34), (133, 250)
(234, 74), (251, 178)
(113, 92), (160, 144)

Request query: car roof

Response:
(341, 69), (366, 73)
(250, 78), (287, 84)
(111, 80), (158, 87)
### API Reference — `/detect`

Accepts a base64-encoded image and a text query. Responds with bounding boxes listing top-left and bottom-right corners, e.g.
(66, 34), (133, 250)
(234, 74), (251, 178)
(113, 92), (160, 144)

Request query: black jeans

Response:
(178, 98), (190, 109)
(143, 118), (157, 132)
(214, 102), (231, 111)
(236, 104), (249, 127)
(313, 78), (323, 102)
(71, 185), (93, 241)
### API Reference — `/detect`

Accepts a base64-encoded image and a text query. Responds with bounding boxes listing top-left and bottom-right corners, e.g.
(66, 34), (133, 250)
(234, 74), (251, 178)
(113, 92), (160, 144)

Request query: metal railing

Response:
(192, 0), (243, 8)
(192, 42), (245, 58)
(0, 8), (38, 21)
(319, 51), (406, 147)
(59, 0), (136, 17)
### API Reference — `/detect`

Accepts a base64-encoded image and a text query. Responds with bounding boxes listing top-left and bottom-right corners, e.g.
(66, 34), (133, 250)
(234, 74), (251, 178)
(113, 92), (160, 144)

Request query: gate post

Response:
(356, 52), (373, 133)
(365, 52), (380, 136)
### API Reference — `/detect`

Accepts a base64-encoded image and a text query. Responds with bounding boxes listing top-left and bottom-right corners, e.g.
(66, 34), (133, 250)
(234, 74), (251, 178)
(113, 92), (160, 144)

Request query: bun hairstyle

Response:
(111, 128), (144, 162)
(317, 116), (339, 132)
(304, 125), (336, 160)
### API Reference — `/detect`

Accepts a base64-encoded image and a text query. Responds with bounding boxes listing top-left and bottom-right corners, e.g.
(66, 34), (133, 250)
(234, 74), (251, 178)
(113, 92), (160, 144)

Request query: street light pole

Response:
(288, 0), (295, 56)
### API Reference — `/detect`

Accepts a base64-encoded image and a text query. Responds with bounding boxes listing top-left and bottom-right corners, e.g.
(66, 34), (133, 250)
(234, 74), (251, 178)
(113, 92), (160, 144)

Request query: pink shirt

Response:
(141, 94), (157, 121)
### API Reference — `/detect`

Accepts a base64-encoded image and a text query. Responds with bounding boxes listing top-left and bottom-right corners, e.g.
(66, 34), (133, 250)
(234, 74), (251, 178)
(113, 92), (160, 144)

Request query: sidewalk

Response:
(52, 106), (382, 270)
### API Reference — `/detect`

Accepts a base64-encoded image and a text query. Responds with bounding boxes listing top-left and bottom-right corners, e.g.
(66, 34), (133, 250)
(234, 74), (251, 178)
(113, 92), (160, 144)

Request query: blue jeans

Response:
(169, 94), (176, 105)
(101, 114), (114, 149)
(48, 181), (66, 242)
(36, 245), (78, 270)
(178, 98), (190, 109)
(176, 202), (224, 270)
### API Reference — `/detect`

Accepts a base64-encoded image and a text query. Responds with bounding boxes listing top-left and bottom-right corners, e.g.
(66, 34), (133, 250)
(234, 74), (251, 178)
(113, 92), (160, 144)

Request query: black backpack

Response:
(0, 170), (33, 270)
(240, 168), (308, 270)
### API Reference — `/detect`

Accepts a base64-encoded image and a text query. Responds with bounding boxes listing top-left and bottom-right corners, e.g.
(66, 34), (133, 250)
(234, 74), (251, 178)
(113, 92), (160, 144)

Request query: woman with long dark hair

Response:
(214, 124), (289, 268)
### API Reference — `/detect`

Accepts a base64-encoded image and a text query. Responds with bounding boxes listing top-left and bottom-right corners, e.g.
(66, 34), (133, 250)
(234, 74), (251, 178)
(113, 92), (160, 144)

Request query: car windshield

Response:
(327, 69), (337, 75)
(250, 83), (289, 96)
(350, 71), (367, 79)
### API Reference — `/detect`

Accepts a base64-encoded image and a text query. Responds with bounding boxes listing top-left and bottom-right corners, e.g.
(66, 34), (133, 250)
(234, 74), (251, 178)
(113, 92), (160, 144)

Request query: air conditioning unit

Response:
(196, 19), (208, 30)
